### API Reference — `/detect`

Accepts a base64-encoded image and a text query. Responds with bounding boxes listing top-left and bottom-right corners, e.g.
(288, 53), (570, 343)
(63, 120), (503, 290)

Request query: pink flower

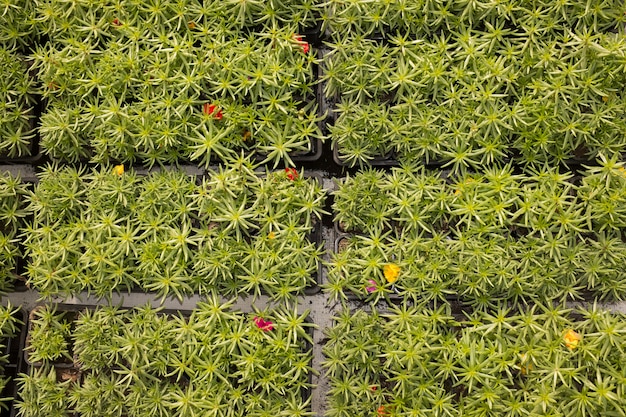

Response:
(366, 280), (377, 293)
(254, 316), (274, 332)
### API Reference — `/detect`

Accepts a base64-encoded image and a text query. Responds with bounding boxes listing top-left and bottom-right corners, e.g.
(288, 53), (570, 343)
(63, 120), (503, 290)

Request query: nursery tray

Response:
(20, 303), (315, 413)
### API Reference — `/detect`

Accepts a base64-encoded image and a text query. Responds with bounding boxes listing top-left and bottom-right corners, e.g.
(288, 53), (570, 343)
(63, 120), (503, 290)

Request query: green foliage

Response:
(15, 366), (73, 417)
(29, 0), (322, 166)
(327, 161), (626, 304)
(323, 302), (626, 417)
(0, 0), (36, 50)
(18, 300), (314, 417)
(24, 157), (325, 301)
(324, 4), (626, 168)
(26, 305), (72, 364)
(0, 303), (24, 411)
(0, 172), (30, 293)
(0, 48), (36, 158)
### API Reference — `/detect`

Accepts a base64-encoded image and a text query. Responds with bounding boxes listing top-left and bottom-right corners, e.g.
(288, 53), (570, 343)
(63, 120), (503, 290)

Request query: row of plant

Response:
(0, 48), (37, 159)
(323, 0), (626, 37)
(7, 0), (622, 45)
(23, 157), (326, 301)
(0, 174), (30, 294)
(328, 159), (626, 304)
(326, 228), (626, 306)
(325, 27), (626, 167)
(0, 1), (325, 165)
(1, 0), (322, 51)
(0, 303), (23, 414)
(333, 158), (626, 236)
(18, 298), (314, 417)
(323, 302), (626, 417)
(34, 23), (320, 166)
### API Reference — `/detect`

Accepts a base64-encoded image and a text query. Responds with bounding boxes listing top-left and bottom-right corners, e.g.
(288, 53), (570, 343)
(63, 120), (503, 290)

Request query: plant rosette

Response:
(323, 302), (626, 417)
(16, 298), (315, 417)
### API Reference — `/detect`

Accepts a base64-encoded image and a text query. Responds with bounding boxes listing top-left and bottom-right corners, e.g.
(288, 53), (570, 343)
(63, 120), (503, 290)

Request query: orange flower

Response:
(563, 329), (581, 350)
(203, 103), (223, 120)
(294, 34), (310, 54)
(113, 165), (124, 176)
(285, 168), (298, 181)
(519, 353), (532, 375)
(383, 264), (400, 284)
(188, 21), (196, 29)
(377, 406), (389, 417)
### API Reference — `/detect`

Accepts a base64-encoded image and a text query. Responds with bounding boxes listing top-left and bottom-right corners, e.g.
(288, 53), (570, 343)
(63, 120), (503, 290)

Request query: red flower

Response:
(294, 35), (310, 54)
(112, 18), (121, 27)
(203, 103), (223, 120)
(285, 168), (298, 181)
(253, 316), (274, 332)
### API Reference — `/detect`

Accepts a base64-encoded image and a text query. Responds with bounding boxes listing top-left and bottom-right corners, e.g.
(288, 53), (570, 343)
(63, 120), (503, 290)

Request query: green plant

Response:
(0, 302), (22, 411)
(26, 305), (72, 364)
(19, 299), (315, 417)
(15, 366), (73, 417)
(323, 5), (626, 168)
(0, 0), (36, 50)
(30, 0), (322, 167)
(24, 157), (326, 301)
(578, 154), (626, 231)
(0, 48), (36, 158)
(327, 164), (626, 305)
(323, 302), (626, 417)
(0, 171), (30, 293)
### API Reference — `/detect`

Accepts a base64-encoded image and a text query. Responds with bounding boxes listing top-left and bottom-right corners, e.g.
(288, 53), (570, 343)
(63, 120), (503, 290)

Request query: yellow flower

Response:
(563, 329), (581, 350)
(383, 263), (400, 283)
(113, 165), (124, 176)
(268, 231), (276, 240)
(518, 353), (532, 375)
(617, 166), (626, 177)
